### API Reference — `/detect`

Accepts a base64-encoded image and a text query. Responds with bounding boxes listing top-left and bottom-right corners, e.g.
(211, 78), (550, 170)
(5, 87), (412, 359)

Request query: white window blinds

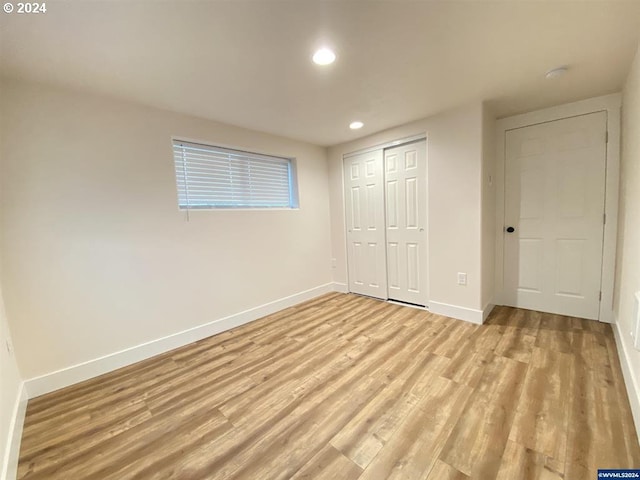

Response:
(173, 140), (297, 209)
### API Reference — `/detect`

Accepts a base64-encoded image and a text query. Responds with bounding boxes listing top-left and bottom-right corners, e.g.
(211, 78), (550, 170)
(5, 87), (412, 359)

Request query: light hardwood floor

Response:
(17, 293), (640, 479)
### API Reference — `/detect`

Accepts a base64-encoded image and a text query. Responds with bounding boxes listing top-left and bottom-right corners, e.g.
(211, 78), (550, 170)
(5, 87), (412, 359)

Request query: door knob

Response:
(506, 226), (516, 233)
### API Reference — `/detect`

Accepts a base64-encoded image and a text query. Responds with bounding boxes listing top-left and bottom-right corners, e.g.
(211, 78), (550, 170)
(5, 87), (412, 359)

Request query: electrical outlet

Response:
(331, 258), (337, 269)
(457, 272), (467, 286)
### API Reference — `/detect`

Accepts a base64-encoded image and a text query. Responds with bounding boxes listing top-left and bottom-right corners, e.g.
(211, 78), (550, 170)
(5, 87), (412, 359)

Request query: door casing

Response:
(495, 94), (621, 323)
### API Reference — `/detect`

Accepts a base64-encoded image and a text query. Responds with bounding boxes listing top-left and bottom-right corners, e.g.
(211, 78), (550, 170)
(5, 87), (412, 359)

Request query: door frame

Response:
(494, 94), (621, 323)
(342, 133), (429, 306)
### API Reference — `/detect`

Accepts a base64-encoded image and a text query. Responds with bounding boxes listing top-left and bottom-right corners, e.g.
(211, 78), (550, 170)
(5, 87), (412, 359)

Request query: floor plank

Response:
(357, 375), (473, 480)
(508, 347), (573, 473)
(494, 440), (564, 480)
(17, 294), (640, 480)
(290, 445), (362, 480)
(439, 354), (528, 478)
(426, 460), (471, 480)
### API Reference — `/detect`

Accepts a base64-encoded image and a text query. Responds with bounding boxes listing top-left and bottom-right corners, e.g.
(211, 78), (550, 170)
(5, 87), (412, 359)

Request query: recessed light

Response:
(545, 66), (568, 79)
(349, 121), (364, 130)
(312, 48), (336, 66)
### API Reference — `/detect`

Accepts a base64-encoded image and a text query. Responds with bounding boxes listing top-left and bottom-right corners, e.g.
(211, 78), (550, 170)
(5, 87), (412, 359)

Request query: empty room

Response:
(1, 1), (640, 479)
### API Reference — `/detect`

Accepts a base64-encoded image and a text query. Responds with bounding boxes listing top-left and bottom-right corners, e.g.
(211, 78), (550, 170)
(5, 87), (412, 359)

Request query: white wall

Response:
(328, 103), (486, 319)
(0, 278), (24, 480)
(481, 105), (496, 313)
(0, 79), (332, 382)
(615, 41), (640, 432)
(0, 151), (25, 478)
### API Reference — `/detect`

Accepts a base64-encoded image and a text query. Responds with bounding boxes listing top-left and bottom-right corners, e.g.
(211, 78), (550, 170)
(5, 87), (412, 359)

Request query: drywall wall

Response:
(481, 105), (496, 313)
(0, 119), (25, 477)
(0, 79), (332, 382)
(615, 41), (640, 432)
(0, 277), (24, 480)
(328, 103), (485, 318)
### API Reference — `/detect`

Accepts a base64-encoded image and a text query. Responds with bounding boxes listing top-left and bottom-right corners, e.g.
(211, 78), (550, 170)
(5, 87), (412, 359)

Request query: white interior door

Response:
(503, 112), (607, 320)
(344, 150), (388, 299)
(384, 140), (427, 306)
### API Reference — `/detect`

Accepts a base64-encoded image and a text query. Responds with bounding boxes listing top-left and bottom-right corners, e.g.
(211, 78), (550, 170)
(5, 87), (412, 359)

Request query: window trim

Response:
(171, 137), (299, 210)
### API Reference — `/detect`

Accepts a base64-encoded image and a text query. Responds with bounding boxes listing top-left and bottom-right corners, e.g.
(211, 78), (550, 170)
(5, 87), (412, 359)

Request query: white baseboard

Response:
(1, 382), (27, 480)
(25, 283), (337, 398)
(599, 308), (614, 324)
(482, 303), (495, 323)
(612, 315), (640, 443)
(332, 282), (348, 293)
(429, 301), (484, 325)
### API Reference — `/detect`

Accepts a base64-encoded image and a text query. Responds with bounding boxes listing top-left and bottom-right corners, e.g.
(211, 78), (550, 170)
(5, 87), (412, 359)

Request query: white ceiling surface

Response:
(1, 1), (640, 147)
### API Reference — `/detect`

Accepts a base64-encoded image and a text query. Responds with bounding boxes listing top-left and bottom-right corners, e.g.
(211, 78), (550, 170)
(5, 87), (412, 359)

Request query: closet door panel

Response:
(344, 150), (388, 299)
(384, 140), (427, 306)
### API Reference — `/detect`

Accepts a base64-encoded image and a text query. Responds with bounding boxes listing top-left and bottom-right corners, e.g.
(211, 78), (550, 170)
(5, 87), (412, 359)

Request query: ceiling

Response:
(2, 1), (640, 147)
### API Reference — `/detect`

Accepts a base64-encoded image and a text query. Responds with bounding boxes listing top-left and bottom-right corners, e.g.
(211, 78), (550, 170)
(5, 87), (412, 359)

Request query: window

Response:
(172, 140), (298, 209)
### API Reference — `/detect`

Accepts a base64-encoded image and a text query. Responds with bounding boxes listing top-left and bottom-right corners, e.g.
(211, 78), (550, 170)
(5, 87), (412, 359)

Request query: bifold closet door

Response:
(384, 140), (427, 306)
(344, 150), (388, 299)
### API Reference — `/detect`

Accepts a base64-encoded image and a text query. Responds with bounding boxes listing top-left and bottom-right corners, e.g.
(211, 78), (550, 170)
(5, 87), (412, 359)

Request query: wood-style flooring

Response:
(17, 293), (640, 479)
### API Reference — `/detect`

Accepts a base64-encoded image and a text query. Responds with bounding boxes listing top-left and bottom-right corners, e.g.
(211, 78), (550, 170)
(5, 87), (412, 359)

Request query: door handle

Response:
(505, 226), (516, 233)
